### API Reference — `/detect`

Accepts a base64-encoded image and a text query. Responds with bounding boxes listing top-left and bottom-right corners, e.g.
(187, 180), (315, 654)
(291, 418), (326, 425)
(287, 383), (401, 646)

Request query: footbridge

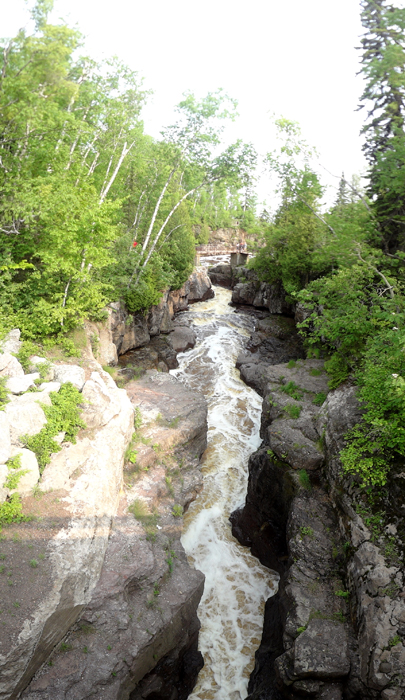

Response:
(195, 244), (249, 267)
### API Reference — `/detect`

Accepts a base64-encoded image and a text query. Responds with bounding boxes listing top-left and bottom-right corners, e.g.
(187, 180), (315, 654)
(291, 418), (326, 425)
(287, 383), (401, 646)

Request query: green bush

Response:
(285, 403), (302, 419)
(23, 382), (85, 472)
(280, 381), (304, 401)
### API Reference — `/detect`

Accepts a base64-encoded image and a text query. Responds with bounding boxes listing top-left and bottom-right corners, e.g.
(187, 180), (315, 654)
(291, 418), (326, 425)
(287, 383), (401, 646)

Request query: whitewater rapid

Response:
(171, 286), (278, 700)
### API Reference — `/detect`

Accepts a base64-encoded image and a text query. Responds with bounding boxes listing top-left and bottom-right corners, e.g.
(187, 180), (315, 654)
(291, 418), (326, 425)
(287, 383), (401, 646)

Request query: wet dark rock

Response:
(293, 620), (350, 679)
(168, 326), (196, 353)
(231, 272), (294, 316)
(246, 596), (285, 700)
(207, 262), (232, 287)
(230, 448), (295, 570)
(267, 422), (324, 472)
(129, 629), (203, 700)
(237, 350), (405, 698)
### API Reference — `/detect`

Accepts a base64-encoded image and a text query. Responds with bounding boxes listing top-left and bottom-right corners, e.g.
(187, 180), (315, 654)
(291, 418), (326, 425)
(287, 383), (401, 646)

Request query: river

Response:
(170, 286), (279, 700)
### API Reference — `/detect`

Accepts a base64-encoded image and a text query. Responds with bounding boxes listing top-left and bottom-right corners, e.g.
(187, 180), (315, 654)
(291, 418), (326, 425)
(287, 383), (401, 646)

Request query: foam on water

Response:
(171, 287), (279, 700)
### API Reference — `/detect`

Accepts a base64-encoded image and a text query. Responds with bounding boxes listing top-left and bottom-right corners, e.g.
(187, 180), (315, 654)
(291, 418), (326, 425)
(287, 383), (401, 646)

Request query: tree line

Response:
(0, 0), (257, 339)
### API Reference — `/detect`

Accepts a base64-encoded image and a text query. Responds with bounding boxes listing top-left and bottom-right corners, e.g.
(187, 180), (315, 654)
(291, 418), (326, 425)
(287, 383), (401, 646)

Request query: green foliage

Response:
(285, 403), (302, 419)
(5, 454), (28, 490)
(299, 526), (314, 539)
(129, 499), (159, 540)
(0, 377), (10, 412)
(280, 381), (304, 401)
(313, 392), (327, 406)
(298, 469), (311, 490)
(134, 407), (142, 430)
(172, 504), (183, 517)
(389, 635), (401, 648)
(0, 493), (26, 526)
(23, 382), (85, 472)
(287, 360), (297, 368)
(335, 589), (350, 599)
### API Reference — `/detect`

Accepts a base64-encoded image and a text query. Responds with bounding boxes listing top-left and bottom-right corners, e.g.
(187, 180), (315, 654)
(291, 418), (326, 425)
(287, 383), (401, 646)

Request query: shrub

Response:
(298, 469), (311, 490)
(23, 382), (85, 472)
(280, 381), (304, 401)
(313, 392), (327, 406)
(285, 403), (302, 419)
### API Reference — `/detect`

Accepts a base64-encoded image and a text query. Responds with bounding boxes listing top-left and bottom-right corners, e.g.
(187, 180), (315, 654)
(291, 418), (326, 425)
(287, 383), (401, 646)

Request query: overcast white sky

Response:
(2, 0), (371, 210)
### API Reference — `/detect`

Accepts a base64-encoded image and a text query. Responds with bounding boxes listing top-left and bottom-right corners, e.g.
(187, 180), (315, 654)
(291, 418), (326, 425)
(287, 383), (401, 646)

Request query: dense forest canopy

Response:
(2, 0), (405, 492)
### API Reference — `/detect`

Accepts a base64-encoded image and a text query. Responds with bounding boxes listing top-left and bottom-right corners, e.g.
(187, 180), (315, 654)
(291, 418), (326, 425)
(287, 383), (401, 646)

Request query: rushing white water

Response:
(171, 286), (279, 700)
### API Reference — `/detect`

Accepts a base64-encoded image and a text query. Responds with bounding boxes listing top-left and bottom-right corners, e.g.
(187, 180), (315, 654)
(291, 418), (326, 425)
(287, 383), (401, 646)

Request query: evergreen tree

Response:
(358, 0), (405, 251)
(334, 172), (350, 210)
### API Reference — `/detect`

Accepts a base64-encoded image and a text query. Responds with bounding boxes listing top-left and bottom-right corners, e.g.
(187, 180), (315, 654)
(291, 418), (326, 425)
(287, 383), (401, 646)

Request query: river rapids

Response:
(170, 286), (279, 700)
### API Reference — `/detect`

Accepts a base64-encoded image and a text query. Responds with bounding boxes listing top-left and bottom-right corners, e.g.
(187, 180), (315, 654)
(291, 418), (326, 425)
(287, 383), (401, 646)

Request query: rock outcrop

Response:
(0, 328), (208, 699)
(107, 268), (213, 359)
(233, 354), (405, 699)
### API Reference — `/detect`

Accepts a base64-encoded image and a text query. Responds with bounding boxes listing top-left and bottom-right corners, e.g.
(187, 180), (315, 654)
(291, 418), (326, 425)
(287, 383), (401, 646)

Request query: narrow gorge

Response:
(2, 264), (405, 700)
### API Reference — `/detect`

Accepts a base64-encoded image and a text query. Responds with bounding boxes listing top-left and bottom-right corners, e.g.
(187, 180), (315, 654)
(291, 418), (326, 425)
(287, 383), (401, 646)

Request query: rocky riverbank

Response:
(229, 270), (405, 700)
(0, 269), (213, 699)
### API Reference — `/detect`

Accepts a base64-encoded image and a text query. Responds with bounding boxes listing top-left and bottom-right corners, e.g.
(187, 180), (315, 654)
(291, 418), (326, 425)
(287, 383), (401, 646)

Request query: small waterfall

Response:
(171, 286), (279, 700)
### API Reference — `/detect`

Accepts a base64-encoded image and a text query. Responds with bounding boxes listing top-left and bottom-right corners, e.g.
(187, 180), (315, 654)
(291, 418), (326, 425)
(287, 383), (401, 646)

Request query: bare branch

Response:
(296, 194), (337, 236)
(355, 244), (395, 299)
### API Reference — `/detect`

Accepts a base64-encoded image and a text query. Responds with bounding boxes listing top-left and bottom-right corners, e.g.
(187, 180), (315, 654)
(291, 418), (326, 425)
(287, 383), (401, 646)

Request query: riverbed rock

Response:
(293, 620), (350, 679)
(21, 510), (204, 700)
(207, 262), (233, 287)
(186, 267), (215, 303)
(231, 270), (294, 315)
(125, 371), (208, 461)
(267, 421), (324, 471)
(110, 269), (214, 358)
(81, 371), (122, 429)
(168, 326), (197, 353)
(230, 448), (295, 570)
(20, 364), (207, 700)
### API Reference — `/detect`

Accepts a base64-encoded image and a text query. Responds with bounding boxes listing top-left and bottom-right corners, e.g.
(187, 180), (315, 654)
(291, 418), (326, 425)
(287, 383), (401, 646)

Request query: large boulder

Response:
(5, 401), (48, 446)
(0, 329), (22, 355)
(6, 373), (40, 394)
(168, 326), (196, 353)
(0, 353), (24, 379)
(81, 371), (122, 430)
(207, 262), (232, 288)
(52, 364), (86, 391)
(8, 447), (40, 496)
(186, 267), (215, 303)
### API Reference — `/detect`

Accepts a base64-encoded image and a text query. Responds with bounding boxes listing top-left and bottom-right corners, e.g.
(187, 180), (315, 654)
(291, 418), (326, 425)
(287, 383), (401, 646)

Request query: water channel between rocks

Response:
(171, 286), (279, 700)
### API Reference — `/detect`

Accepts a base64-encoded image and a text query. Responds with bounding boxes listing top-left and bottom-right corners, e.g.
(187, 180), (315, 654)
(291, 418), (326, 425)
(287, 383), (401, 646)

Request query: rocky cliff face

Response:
(232, 346), (405, 699)
(0, 272), (210, 699)
(106, 268), (213, 360)
(227, 286), (405, 700)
